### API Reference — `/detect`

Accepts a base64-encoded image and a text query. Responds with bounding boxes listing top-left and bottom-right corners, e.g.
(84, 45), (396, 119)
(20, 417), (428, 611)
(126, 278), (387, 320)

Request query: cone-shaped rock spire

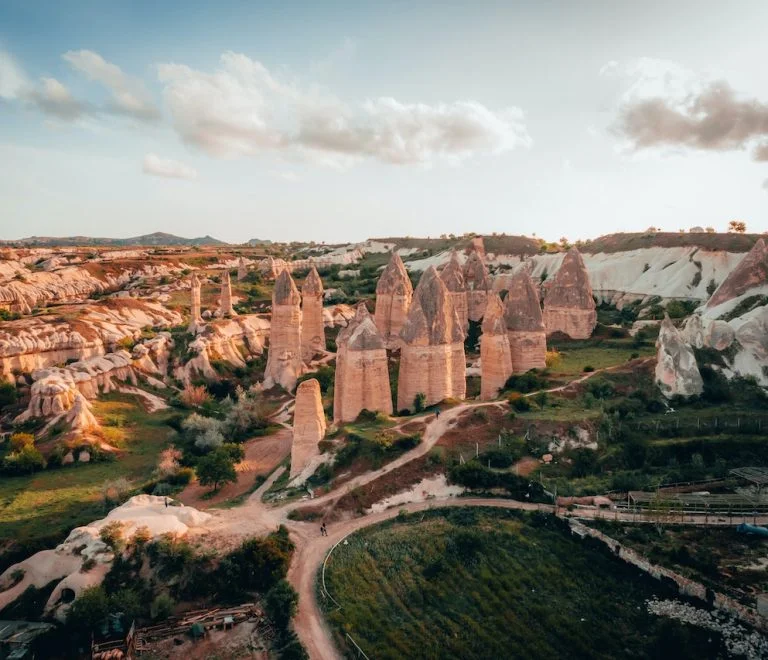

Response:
(543, 248), (596, 339)
(301, 267), (325, 361)
(374, 252), (413, 347)
(264, 270), (303, 390)
(480, 293), (513, 399)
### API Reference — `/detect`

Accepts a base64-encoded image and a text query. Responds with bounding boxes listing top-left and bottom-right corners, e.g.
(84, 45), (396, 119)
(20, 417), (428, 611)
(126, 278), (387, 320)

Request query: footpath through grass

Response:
(0, 394), (173, 566)
(321, 507), (723, 660)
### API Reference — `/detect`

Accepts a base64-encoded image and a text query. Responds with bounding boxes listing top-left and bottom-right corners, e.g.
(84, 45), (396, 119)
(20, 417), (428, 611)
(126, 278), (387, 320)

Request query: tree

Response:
(265, 579), (299, 630)
(705, 227), (716, 233)
(196, 448), (237, 491)
(728, 220), (747, 233)
(0, 381), (17, 408)
(67, 586), (109, 633)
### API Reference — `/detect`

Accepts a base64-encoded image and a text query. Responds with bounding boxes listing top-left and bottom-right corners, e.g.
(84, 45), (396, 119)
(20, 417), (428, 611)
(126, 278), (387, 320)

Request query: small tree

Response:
(413, 392), (427, 413)
(196, 448), (237, 492)
(705, 226), (716, 233)
(67, 586), (109, 633)
(265, 579), (299, 630)
(728, 220), (747, 233)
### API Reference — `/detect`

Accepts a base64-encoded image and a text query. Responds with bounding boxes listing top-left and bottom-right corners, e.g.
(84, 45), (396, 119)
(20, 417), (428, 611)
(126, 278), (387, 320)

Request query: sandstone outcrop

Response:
(504, 270), (547, 372)
(542, 247), (597, 339)
(237, 257), (248, 281)
(374, 252), (413, 348)
(397, 266), (466, 411)
(188, 273), (203, 332)
(264, 270), (303, 391)
(706, 238), (768, 309)
(131, 333), (173, 377)
(218, 271), (236, 317)
(0, 495), (211, 621)
(290, 378), (326, 481)
(440, 251), (468, 331)
(480, 294), (513, 399)
(322, 304), (356, 328)
(463, 248), (492, 322)
(0, 301), (182, 381)
(334, 303), (393, 423)
(301, 267), (325, 361)
(259, 256), (289, 279)
(656, 315), (703, 398)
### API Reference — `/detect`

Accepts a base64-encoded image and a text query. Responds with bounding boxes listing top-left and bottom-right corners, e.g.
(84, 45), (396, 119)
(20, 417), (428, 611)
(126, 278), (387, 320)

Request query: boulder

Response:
(543, 247), (597, 339)
(264, 270), (303, 391)
(440, 251), (468, 331)
(290, 379), (326, 480)
(334, 303), (393, 423)
(397, 266), (466, 410)
(374, 252), (413, 348)
(301, 267), (326, 361)
(655, 315), (703, 398)
(504, 270), (547, 372)
(480, 293), (513, 400)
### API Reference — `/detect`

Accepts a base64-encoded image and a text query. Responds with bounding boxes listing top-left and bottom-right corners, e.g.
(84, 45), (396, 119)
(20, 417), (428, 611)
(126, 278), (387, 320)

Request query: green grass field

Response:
(321, 508), (722, 660)
(0, 393), (173, 563)
(549, 343), (654, 376)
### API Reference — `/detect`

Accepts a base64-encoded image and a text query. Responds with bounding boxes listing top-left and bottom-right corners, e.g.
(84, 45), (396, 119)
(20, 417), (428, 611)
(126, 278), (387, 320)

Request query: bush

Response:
(0, 381), (18, 408)
(67, 586), (109, 633)
(2, 445), (46, 474)
(196, 447), (238, 491)
(168, 466), (194, 486)
(265, 579), (299, 630)
(180, 384), (212, 408)
(583, 365), (595, 373)
(504, 371), (548, 393)
(509, 396), (531, 412)
(150, 593), (175, 621)
(9, 432), (34, 452)
(99, 521), (126, 551)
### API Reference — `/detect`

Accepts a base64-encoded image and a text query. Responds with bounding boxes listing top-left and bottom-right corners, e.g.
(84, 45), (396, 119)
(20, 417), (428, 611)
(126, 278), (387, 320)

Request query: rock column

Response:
(463, 249), (492, 322)
(480, 293), (513, 399)
(219, 271), (236, 317)
(504, 270), (547, 372)
(334, 303), (393, 423)
(397, 266), (466, 411)
(301, 267), (325, 361)
(542, 247), (597, 339)
(188, 273), (203, 333)
(264, 270), (303, 391)
(374, 252), (413, 348)
(237, 257), (248, 282)
(290, 378), (327, 479)
(440, 251), (468, 332)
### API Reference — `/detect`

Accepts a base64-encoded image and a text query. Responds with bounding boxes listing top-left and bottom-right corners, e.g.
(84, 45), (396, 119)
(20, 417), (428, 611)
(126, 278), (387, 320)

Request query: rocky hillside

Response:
(1, 232), (227, 247)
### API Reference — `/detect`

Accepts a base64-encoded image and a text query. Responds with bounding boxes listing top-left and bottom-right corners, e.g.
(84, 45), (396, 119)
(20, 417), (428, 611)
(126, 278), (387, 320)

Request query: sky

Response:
(1, 0), (767, 244)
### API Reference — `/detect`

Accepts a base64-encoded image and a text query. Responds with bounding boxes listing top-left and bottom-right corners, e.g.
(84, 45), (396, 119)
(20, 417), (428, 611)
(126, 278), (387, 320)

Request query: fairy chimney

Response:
(264, 270), (303, 391)
(397, 266), (466, 411)
(301, 267), (326, 361)
(219, 271), (236, 317)
(374, 252), (414, 348)
(290, 378), (327, 479)
(463, 248), (493, 322)
(480, 293), (513, 399)
(188, 273), (203, 333)
(334, 303), (393, 424)
(504, 270), (547, 372)
(237, 257), (248, 281)
(440, 251), (468, 331)
(542, 248), (597, 339)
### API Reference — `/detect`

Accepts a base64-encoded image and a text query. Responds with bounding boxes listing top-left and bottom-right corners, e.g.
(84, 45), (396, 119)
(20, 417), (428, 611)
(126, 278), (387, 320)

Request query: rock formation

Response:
(706, 238), (768, 309)
(463, 248), (493, 322)
(259, 256), (289, 279)
(188, 273), (203, 333)
(334, 303), (393, 423)
(480, 294), (513, 400)
(65, 392), (100, 433)
(218, 271), (236, 317)
(440, 251), (468, 331)
(290, 378), (326, 480)
(542, 248), (597, 339)
(301, 267), (325, 361)
(471, 236), (486, 259)
(237, 257), (248, 281)
(397, 266), (466, 411)
(264, 270), (303, 391)
(656, 315), (703, 398)
(0, 495), (211, 621)
(504, 270), (547, 372)
(375, 252), (414, 348)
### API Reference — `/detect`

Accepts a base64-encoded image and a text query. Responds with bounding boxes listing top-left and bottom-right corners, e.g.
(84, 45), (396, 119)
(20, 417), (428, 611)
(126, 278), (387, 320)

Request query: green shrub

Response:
(413, 392), (427, 413)
(0, 381), (18, 408)
(265, 579), (299, 630)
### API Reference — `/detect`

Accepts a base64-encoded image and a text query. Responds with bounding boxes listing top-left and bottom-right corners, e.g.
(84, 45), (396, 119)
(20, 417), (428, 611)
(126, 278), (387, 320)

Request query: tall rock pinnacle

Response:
(188, 273), (203, 334)
(463, 248), (493, 322)
(480, 293), (513, 399)
(264, 269), (303, 391)
(290, 378), (326, 480)
(440, 251), (468, 331)
(301, 267), (325, 361)
(374, 251), (414, 348)
(504, 270), (547, 372)
(219, 270), (236, 317)
(542, 247), (596, 339)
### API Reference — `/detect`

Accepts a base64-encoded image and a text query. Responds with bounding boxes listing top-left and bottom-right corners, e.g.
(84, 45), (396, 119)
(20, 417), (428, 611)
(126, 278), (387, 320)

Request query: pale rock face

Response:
(374, 252), (414, 348)
(503, 270), (547, 372)
(301, 267), (326, 361)
(463, 249), (492, 322)
(322, 304), (357, 328)
(655, 315), (703, 398)
(480, 294), (513, 400)
(707, 238), (768, 308)
(0, 495), (211, 621)
(176, 315), (269, 385)
(732, 307), (768, 385)
(66, 392), (100, 432)
(683, 315), (735, 351)
(259, 256), (289, 279)
(542, 247), (597, 339)
(131, 332), (173, 377)
(0, 301), (182, 381)
(188, 273), (203, 333)
(290, 378), (326, 480)
(219, 271), (236, 317)
(397, 266), (466, 410)
(334, 303), (393, 423)
(440, 251), (469, 331)
(264, 270), (303, 391)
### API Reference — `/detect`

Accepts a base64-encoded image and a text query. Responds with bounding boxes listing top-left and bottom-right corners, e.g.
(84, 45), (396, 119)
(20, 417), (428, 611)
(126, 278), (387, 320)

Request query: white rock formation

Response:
(655, 315), (703, 398)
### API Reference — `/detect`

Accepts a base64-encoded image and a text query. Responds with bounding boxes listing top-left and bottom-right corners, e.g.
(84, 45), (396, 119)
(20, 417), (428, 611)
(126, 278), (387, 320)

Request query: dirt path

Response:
(178, 430), (291, 509)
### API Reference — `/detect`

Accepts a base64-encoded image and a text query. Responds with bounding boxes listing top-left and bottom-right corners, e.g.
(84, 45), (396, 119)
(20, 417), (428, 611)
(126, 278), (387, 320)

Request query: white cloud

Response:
(63, 49), (160, 121)
(26, 78), (88, 120)
(142, 153), (198, 180)
(158, 51), (531, 166)
(0, 49), (28, 99)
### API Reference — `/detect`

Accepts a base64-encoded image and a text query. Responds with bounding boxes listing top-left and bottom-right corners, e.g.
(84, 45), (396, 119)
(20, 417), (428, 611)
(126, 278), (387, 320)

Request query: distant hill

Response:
(246, 238), (273, 246)
(0, 232), (228, 247)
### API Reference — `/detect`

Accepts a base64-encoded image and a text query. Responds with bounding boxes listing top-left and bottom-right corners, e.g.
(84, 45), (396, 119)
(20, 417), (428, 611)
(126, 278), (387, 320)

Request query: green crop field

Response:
(321, 508), (722, 659)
